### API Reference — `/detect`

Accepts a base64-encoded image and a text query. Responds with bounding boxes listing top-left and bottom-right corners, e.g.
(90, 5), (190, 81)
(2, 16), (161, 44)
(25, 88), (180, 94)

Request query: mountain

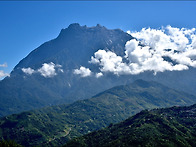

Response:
(65, 103), (196, 147)
(1, 23), (196, 117)
(0, 23), (133, 117)
(0, 80), (196, 146)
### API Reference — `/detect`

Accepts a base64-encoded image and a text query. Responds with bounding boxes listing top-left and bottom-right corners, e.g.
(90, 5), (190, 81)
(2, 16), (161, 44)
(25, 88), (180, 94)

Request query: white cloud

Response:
(0, 63), (7, 67)
(125, 26), (196, 74)
(129, 25), (196, 52)
(87, 45), (189, 76)
(95, 72), (103, 78)
(0, 63), (9, 79)
(125, 39), (152, 63)
(89, 50), (131, 75)
(38, 62), (57, 78)
(74, 66), (92, 77)
(0, 70), (9, 79)
(124, 39), (190, 74)
(74, 26), (196, 77)
(21, 62), (63, 78)
(129, 27), (175, 53)
(22, 67), (35, 75)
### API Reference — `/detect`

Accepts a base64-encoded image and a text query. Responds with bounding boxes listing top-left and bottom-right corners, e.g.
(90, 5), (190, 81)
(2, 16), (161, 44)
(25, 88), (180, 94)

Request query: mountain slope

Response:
(65, 104), (196, 147)
(0, 80), (196, 146)
(0, 24), (133, 117)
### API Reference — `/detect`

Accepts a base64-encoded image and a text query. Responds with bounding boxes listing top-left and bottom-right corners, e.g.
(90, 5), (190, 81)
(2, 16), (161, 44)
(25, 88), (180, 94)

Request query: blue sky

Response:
(0, 1), (196, 78)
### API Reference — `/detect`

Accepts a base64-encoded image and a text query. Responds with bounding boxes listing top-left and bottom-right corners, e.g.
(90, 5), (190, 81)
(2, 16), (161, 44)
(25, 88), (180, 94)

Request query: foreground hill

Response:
(0, 80), (196, 146)
(65, 104), (196, 147)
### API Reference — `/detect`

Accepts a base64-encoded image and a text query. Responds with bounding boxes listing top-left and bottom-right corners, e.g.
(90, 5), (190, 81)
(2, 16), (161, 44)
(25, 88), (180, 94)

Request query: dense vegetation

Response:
(65, 104), (196, 147)
(0, 80), (195, 146)
(0, 140), (22, 147)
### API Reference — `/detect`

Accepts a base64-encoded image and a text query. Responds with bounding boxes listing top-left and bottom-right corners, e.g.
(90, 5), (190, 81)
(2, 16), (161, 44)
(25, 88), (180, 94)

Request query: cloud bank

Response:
(74, 25), (196, 77)
(22, 62), (63, 78)
(128, 26), (196, 71)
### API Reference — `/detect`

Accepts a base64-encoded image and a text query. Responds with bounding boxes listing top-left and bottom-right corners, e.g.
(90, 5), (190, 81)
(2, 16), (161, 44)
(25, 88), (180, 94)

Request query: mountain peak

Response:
(96, 24), (102, 27)
(67, 23), (107, 31)
(59, 23), (109, 37)
(67, 23), (105, 30)
(68, 23), (82, 29)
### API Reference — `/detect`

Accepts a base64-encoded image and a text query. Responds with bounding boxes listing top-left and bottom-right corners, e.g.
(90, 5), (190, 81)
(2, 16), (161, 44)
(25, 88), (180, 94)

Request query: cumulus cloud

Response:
(95, 72), (103, 78)
(127, 26), (196, 73)
(38, 62), (57, 77)
(74, 25), (196, 77)
(22, 62), (63, 78)
(74, 66), (92, 77)
(22, 67), (35, 75)
(124, 39), (189, 75)
(129, 25), (196, 51)
(89, 50), (130, 75)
